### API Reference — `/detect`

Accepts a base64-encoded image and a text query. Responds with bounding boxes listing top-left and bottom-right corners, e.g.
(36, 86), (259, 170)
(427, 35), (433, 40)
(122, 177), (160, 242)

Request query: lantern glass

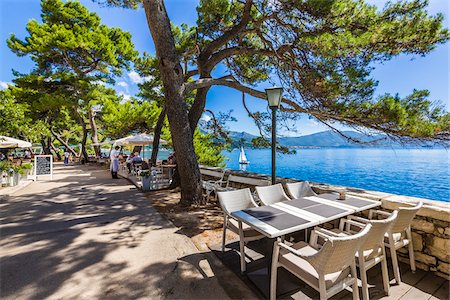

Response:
(265, 87), (283, 108)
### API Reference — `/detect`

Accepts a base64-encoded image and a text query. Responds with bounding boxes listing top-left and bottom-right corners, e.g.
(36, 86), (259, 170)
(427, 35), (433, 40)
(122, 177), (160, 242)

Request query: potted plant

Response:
(139, 169), (152, 191)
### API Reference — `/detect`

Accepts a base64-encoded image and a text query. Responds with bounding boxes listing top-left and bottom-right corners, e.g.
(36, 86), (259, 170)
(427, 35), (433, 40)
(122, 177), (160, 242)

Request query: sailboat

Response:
(239, 146), (250, 164)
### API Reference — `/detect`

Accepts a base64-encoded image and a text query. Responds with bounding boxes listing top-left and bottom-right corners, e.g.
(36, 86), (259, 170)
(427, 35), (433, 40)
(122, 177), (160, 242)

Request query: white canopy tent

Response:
(0, 136), (32, 149)
(113, 134), (168, 159)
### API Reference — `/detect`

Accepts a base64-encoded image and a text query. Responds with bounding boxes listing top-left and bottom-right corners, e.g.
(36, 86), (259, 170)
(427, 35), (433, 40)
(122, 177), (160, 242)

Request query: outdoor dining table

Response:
(231, 193), (380, 273)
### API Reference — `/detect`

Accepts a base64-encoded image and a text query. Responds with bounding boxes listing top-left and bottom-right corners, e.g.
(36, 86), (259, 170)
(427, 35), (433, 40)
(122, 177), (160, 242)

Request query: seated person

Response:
(132, 152), (143, 164)
(126, 153), (135, 173)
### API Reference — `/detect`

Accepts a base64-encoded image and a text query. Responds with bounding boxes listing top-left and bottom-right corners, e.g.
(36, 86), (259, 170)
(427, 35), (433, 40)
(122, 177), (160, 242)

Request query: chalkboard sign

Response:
(34, 155), (53, 180)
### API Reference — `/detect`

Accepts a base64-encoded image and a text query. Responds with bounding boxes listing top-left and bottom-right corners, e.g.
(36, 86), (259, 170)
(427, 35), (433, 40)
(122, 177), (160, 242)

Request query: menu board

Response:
(34, 155), (53, 180)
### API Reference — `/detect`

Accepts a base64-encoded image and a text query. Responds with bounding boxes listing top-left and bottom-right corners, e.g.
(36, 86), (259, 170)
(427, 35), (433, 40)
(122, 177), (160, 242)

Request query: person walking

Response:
(64, 149), (70, 166)
(110, 146), (120, 179)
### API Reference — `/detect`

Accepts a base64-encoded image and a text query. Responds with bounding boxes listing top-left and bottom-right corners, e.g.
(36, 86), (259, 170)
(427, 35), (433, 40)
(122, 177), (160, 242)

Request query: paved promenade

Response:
(0, 164), (254, 299)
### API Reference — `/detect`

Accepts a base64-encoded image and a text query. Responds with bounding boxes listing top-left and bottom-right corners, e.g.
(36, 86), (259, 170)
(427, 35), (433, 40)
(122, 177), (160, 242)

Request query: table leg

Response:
(238, 221), (246, 273)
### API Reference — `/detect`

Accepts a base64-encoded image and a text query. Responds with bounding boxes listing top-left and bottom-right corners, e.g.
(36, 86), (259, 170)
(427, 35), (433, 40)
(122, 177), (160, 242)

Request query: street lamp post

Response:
(265, 87), (283, 185)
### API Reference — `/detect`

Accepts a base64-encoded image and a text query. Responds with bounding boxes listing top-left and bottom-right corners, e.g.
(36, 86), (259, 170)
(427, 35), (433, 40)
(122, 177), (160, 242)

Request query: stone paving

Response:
(0, 164), (254, 299)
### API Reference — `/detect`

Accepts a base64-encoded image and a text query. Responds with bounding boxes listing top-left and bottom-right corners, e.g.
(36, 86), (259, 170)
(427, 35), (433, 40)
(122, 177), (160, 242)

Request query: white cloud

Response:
(0, 81), (11, 90)
(200, 114), (212, 122)
(93, 80), (106, 86)
(119, 91), (131, 103)
(127, 71), (153, 84)
(117, 81), (128, 87)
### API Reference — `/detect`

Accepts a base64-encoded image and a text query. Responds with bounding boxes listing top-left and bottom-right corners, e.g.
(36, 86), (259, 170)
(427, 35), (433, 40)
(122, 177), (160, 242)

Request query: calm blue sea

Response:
(223, 148), (450, 202)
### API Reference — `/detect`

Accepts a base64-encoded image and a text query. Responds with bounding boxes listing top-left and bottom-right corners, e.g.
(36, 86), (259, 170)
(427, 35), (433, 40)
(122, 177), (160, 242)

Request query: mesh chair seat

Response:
(279, 241), (351, 290)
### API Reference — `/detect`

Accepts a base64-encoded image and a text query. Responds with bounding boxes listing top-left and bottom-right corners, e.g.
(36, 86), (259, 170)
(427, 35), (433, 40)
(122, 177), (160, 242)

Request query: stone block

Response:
(427, 236), (450, 262)
(437, 227), (444, 235)
(411, 219), (435, 233)
(435, 271), (450, 280)
(398, 256), (429, 271)
(411, 232), (423, 251)
(445, 227), (450, 236)
(414, 252), (436, 265)
(437, 262), (450, 275)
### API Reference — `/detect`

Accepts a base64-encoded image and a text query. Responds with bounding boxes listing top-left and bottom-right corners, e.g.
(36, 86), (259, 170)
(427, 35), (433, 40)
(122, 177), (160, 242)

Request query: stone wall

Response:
(200, 165), (450, 279)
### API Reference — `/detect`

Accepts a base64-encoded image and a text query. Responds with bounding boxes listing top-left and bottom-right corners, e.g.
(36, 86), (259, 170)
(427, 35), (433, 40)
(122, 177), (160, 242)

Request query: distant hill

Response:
(227, 130), (442, 148)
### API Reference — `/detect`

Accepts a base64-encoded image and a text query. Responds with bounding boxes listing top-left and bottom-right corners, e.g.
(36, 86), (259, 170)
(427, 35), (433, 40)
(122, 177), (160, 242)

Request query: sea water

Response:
(223, 148), (450, 202)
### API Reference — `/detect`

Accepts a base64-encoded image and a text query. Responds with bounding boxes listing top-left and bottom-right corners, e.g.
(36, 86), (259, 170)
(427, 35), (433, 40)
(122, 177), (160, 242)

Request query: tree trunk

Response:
(51, 129), (77, 156)
(150, 104), (166, 165)
(50, 142), (62, 161)
(143, 0), (203, 205)
(88, 108), (100, 157)
(188, 85), (210, 133)
(40, 138), (51, 155)
(81, 124), (89, 163)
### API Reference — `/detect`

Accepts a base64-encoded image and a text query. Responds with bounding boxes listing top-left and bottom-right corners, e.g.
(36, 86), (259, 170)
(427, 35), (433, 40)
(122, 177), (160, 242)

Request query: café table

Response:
(231, 193), (380, 273)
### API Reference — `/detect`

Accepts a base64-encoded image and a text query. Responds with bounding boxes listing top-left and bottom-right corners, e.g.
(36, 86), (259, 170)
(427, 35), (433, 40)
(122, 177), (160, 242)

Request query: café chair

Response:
(319, 211), (398, 299)
(285, 181), (317, 199)
(217, 188), (265, 273)
(349, 201), (423, 284)
(255, 183), (290, 206)
(270, 224), (372, 300)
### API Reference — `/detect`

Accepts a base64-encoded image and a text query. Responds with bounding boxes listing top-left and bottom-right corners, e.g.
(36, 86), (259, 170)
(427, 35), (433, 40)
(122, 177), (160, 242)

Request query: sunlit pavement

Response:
(0, 163), (254, 299)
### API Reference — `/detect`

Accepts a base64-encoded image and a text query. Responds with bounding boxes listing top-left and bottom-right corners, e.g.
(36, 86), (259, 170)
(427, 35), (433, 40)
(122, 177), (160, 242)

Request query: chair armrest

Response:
(339, 218), (366, 232)
(309, 227), (338, 248)
(347, 215), (370, 224)
(278, 242), (316, 259)
(368, 209), (391, 219)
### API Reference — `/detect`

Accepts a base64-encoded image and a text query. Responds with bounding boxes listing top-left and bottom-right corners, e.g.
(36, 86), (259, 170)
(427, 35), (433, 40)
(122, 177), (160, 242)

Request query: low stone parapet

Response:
(200, 165), (450, 279)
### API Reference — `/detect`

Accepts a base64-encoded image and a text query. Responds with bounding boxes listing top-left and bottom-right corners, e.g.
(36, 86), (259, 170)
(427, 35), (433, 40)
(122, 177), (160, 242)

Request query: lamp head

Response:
(265, 86), (283, 108)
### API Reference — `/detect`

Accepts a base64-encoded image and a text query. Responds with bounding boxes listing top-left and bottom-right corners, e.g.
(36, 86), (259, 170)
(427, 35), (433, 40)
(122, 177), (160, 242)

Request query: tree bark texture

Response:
(81, 122), (89, 163)
(150, 104), (166, 165)
(50, 142), (62, 161)
(88, 108), (100, 157)
(143, 0), (203, 205)
(51, 129), (77, 156)
(40, 138), (51, 155)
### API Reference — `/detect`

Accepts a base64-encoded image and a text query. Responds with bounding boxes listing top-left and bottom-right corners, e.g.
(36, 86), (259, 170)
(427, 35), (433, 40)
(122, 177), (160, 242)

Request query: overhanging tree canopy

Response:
(101, 0), (450, 205)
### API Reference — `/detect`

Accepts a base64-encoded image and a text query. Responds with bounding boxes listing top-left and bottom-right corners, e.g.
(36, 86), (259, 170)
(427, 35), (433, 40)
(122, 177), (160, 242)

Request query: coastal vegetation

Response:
(99, 0), (449, 206)
(0, 0), (448, 206)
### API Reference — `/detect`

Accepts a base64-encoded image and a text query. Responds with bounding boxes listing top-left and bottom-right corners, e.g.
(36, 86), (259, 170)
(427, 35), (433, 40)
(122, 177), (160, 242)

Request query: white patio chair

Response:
(217, 188), (265, 273)
(202, 170), (227, 201)
(318, 211), (398, 300)
(270, 224), (372, 300)
(285, 181), (317, 199)
(351, 201), (423, 284)
(255, 183), (290, 206)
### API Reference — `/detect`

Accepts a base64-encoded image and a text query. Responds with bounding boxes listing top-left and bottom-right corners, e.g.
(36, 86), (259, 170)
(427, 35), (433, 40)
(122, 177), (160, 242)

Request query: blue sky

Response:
(0, 0), (448, 136)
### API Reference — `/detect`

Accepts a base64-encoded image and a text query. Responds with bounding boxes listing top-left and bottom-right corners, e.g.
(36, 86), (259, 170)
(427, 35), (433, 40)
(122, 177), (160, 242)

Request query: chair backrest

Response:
(285, 181), (317, 199)
(307, 224), (372, 275)
(362, 210), (398, 254)
(390, 201), (423, 233)
(255, 183), (290, 206)
(217, 188), (258, 215)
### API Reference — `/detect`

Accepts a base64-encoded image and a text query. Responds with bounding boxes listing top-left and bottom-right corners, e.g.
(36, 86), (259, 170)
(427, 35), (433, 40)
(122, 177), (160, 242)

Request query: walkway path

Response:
(0, 164), (254, 299)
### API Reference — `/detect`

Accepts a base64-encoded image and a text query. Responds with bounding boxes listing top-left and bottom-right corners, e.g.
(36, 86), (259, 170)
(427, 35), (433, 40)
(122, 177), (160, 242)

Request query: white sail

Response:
(239, 146), (249, 164)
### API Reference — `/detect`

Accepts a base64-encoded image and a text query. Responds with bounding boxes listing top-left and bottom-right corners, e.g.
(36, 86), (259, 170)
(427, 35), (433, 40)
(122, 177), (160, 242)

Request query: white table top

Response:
(231, 193), (380, 238)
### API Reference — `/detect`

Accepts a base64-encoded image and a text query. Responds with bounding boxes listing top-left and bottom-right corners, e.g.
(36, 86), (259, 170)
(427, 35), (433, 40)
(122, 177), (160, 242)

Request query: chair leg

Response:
(270, 241), (280, 300)
(221, 216), (227, 252)
(238, 221), (246, 273)
(388, 234), (401, 284)
(351, 263), (360, 300)
(358, 252), (369, 300)
(406, 227), (416, 273)
(381, 247), (390, 296)
(318, 275), (327, 300)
